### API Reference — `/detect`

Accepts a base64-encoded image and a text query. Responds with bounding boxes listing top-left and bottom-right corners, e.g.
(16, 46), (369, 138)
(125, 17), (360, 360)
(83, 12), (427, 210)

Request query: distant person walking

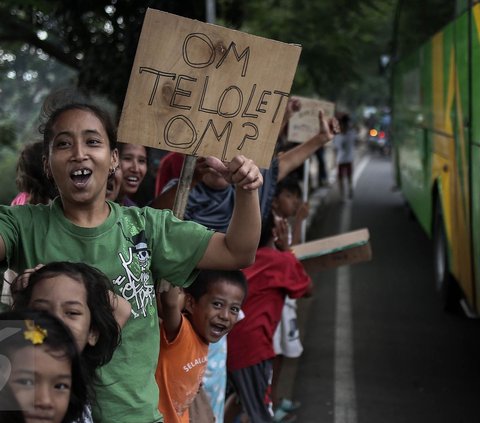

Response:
(333, 113), (356, 200)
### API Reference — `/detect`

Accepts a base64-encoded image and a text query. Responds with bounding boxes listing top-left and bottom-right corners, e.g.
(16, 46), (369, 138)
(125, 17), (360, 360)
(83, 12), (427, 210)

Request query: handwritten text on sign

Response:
(287, 96), (335, 143)
(118, 9), (302, 168)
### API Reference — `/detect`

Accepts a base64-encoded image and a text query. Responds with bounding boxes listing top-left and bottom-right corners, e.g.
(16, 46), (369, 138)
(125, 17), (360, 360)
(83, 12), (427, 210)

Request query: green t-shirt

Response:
(0, 198), (214, 423)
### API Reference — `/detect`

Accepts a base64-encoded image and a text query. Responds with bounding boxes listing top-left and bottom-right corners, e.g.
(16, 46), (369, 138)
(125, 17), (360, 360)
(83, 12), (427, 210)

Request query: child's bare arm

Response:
(277, 110), (339, 181)
(159, 286), (182, 342)
(197, 155), (262, 269)
(108, 291), (132, 328)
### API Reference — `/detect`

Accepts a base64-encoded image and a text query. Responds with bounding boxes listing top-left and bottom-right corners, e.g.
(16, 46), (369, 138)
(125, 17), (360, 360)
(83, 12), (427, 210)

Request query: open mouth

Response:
(125, 175), (140, 186)
(70, 168), (92, 187)
(211, 323), (228, 337)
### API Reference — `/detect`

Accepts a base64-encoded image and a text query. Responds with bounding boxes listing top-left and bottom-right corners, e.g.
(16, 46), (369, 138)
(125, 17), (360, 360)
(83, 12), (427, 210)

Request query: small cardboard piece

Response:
(287, 96), (335, 143)
(118, 8), (302, 168)
(291, 228), (371, 273)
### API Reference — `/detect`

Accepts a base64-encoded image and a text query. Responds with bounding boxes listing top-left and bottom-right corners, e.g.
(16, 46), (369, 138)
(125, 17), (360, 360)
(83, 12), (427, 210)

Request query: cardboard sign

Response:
(291, 228), (371, 274)
(287, 96), (335, 143)
(118, 9), (302, 168)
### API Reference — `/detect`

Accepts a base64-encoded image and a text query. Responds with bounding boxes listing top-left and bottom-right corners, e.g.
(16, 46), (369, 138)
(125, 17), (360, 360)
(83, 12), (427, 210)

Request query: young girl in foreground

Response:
(0, 100), (262, 423)
(11, 261), (130, 422)
(0, 309), (87, 423)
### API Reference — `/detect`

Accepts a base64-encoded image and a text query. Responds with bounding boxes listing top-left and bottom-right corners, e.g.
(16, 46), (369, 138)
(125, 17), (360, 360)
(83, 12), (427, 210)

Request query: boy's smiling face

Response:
(185, 280), (245, 344)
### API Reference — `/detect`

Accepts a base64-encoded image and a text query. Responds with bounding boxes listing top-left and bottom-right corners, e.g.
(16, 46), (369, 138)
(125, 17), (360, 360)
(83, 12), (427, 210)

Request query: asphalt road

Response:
(282, 152), (480, 423)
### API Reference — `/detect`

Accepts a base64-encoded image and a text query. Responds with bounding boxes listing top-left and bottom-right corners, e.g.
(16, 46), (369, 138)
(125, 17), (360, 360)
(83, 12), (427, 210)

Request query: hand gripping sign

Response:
(118, 9), (302, 168)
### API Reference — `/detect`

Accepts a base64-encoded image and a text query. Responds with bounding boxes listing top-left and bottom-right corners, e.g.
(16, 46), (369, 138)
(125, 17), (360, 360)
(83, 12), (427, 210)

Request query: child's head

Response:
(183, 270), (247, 344)
(272, 176), (302, 218)
(12, 262), (120, 377)
(15, 141), (57, 205)
(337, 112), (351, 133)
(41, 103), (117, 155)
(117, 142), (148, 199)
(39, 103), (119, 206)
(0, 309), (87, 423)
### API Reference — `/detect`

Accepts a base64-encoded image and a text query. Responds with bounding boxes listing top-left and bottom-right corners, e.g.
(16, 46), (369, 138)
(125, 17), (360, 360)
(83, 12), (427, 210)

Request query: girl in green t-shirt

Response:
(0, 100), (263, 423)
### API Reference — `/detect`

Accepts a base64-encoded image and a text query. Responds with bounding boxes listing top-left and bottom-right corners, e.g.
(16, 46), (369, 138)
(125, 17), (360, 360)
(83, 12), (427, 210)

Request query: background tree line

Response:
(0, 0), (455, 203)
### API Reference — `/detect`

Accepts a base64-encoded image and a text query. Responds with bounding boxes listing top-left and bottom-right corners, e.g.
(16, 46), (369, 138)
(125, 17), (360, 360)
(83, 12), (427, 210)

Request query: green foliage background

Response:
(0, 0), (407, 204)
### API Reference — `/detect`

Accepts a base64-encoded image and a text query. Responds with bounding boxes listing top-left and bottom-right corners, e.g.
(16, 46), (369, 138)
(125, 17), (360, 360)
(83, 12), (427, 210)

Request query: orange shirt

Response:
(156, 315), (209, 423)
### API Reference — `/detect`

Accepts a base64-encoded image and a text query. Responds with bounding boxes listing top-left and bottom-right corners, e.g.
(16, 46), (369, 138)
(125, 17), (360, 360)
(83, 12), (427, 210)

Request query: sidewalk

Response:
(276, 140), (368, 407)
(274, 184), (334, 408)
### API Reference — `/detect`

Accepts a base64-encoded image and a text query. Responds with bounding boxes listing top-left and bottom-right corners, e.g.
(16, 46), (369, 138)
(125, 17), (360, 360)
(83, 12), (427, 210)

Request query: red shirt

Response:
(227, 247), (311, 371)
(155, 152), (185, 196)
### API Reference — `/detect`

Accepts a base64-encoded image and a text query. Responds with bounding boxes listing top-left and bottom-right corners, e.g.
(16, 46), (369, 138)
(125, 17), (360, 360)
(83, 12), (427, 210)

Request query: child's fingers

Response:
(17, 264), (44, 288)
(202, 155), (263, 190)
(228, 156), (262, 190)
(242, 173), (263, 190)
(202, 156), (228, 174)
(318, 109), (340, 142)
(330, 117), (340, 135)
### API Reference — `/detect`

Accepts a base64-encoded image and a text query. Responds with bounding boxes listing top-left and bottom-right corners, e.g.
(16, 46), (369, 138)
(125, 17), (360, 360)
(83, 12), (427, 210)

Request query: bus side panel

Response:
(471, 4), (480, 309)
(430, 26), (455, 268)
(394, 49), (433, 235)
(393, 3), (479, 312)
(450, 10), (473, 306)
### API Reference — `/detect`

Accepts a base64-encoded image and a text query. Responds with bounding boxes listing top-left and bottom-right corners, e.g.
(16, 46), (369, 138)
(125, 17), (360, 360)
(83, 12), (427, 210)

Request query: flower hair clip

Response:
(24, 320), (48, 345)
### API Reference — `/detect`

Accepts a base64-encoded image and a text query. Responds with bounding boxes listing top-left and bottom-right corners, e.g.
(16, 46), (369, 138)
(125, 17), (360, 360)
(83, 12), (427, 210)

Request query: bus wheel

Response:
(433, 203), (461, 313)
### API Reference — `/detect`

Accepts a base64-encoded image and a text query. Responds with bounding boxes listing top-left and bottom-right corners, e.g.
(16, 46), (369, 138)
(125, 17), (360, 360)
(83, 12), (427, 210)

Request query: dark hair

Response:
(40, 103), (117, 159)
(0, 309), (87, 423)
(336, 112), (351, 131)
(15, 141), (57, 204)
(274, 175), (302, 198)
(12, 262), (121, 384)
(259, 212), (275, 248)
(117, 141), (149, 158)
(185, 270), (247, 301)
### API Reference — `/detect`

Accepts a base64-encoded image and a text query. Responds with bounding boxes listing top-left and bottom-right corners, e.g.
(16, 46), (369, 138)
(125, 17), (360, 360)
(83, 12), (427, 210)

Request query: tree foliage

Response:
(1, 0), (397, 112)
(0, 0), (401, 204)
(0, 0), (208, 110)
(236, 0), (396, 110)
(393, 0), (455, 60)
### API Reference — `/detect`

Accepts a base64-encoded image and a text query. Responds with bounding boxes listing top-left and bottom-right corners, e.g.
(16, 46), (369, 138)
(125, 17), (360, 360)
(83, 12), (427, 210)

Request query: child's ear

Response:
(87, 328), (99, 347)
(183, 293), (195, 315)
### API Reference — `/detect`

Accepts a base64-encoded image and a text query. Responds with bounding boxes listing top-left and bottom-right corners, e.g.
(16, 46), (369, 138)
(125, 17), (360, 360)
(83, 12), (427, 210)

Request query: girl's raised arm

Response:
(197, 155), (262, 270)
(158, 286), (183, 342)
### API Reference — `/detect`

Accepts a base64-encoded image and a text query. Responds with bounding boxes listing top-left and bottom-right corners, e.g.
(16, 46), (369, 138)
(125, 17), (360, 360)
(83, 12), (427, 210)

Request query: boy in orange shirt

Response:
(156, 269), (247, 423)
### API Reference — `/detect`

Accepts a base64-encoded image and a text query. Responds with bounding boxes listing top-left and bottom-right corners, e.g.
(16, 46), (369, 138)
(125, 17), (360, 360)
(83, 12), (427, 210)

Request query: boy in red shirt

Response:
(227, 213), (313, 423)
